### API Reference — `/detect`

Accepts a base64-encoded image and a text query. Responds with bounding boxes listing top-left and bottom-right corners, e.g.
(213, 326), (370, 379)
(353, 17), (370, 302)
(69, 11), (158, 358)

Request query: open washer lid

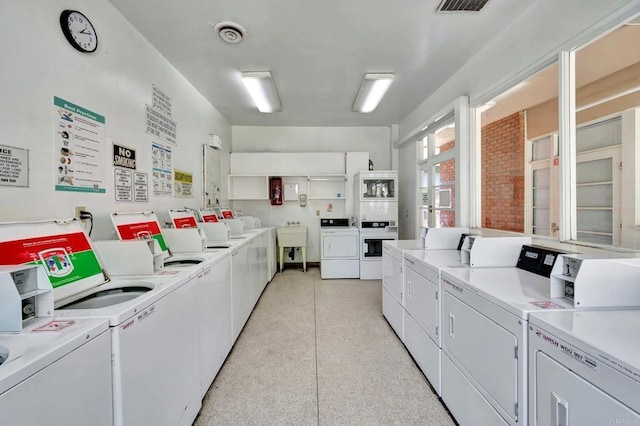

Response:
(111, 211), (169, 256)
(0, 219), (106, 303)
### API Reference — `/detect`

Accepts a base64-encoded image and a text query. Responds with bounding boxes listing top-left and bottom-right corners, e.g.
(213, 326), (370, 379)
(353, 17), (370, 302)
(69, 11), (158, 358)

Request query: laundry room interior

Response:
(1, 1), (640, 425)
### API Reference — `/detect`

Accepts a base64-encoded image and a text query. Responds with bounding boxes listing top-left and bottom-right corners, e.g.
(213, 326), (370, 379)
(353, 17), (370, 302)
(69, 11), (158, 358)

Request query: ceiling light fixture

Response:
(241, 71), (282, 113)
(353, 73), (395, 113)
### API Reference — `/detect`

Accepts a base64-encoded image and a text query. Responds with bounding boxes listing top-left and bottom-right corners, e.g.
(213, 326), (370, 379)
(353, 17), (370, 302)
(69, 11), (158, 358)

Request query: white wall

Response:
(0, 1), (231, 240)
(395, 0), (640, 237)
(232, 126), (391, 170)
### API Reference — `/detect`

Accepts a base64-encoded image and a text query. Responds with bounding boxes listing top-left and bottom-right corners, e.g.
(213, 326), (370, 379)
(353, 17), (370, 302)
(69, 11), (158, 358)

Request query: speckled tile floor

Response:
(194, 267), (456, 426)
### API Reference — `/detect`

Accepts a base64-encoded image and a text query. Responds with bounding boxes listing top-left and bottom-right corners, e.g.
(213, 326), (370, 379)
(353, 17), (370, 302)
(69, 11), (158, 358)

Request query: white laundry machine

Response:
(0, 219), (203, 426)
(440, 245), (569, 426)
(380, 228), (470, 345)
(359, 220), (398, 280)
(320, 218), (360, 279)
(0, 264), (112, 426)
(402, 248), (466, 396)
(381, 239), (424, 341)
(0, 318), (112, 426)
(528, 309), (640, 426)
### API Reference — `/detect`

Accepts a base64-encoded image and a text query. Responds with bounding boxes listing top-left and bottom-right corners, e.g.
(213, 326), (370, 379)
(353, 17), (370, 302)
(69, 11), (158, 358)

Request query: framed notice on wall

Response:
(0, 144), (28, 187)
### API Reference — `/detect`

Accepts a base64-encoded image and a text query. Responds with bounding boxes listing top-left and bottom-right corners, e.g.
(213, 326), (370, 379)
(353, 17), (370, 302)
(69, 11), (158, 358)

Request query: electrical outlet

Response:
(75, 206), (86, 220)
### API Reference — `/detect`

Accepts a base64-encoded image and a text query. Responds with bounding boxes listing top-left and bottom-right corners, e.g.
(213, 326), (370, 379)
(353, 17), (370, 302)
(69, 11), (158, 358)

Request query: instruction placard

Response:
(0, 144), (28, 187)
(115, 169), (133, 202)
(134, 172), (148, 202)
(174, 169), (193, 198)
(146, 85), (177, 145)
(151, 142), (172, 196)
(54, 96), (106, 193)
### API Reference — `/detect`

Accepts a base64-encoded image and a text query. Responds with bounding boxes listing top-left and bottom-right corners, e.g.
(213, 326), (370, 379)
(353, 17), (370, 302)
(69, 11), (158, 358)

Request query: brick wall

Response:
(481, 112), (525, 232)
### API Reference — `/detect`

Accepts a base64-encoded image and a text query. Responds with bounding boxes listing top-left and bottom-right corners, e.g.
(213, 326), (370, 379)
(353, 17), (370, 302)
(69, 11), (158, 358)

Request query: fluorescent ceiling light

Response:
(241, 71), (282, 113)
(353, 73), (395, 113)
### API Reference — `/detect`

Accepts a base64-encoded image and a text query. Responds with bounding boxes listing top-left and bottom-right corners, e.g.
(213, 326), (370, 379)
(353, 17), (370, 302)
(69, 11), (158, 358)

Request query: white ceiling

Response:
(109, 0), (534, 127)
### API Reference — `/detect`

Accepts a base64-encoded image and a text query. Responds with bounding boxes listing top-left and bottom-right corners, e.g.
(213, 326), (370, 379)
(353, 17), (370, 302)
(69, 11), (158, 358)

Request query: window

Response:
(418, 121), (456, 228)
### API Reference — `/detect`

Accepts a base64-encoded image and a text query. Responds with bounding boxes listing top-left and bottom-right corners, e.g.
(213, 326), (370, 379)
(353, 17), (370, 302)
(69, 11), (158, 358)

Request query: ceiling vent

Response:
(436, 0), (490, 13)
(213, 21), (246, 44)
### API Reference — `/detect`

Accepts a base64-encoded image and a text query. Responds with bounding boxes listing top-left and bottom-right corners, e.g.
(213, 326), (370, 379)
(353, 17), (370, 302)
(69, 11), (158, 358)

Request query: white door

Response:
(534, 352), (640, 426)
(322, 232), (358, 258)
(404, 264), (438, 342)
(442, 291), (519, 422)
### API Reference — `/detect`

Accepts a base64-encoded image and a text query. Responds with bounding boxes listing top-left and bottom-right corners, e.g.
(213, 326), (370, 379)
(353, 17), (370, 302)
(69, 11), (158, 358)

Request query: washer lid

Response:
(111, 211), (168, 255)
(0, 219), (106, 303)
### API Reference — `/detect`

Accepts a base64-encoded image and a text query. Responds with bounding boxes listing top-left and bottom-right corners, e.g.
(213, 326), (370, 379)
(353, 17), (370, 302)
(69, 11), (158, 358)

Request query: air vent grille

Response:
(437, 0), (490, 12)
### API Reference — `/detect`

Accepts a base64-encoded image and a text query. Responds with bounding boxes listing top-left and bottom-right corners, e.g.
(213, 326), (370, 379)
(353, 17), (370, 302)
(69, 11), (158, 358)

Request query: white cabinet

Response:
(196, 255), (232, 397)
(307, 175), (348, 200)
(228, 175), (268, 200)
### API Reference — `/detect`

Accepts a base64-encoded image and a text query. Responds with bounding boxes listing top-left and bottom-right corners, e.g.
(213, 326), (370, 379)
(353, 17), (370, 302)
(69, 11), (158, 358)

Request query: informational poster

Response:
(151, 142), (172, 196)
(134, 172), (149, 202)
(114, 169), (133, 202)
(54, 96), (106, 193)
(174, 169), (193, 198)
(0, 144), (28, 187)
(146, 85), (177, 145)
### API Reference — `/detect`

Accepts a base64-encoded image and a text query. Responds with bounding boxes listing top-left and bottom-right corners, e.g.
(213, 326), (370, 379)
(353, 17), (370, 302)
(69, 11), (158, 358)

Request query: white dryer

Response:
(529, 309), (640, 425)
(381, 239), (424, 341)
(440, 245), (568, 426)
(320, 218), (360, 279)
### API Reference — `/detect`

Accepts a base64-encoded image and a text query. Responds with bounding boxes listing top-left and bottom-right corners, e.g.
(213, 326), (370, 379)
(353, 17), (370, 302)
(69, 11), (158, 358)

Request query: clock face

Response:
(60, 10), (98, 53)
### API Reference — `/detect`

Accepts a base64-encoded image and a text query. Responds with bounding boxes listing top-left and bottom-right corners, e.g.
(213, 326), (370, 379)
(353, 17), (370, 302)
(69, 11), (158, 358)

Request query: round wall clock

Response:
(60, 10), (98, 53)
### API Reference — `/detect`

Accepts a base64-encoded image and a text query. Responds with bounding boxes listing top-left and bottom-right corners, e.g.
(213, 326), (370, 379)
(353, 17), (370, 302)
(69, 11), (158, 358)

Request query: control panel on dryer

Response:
(550, 254), (640, 308)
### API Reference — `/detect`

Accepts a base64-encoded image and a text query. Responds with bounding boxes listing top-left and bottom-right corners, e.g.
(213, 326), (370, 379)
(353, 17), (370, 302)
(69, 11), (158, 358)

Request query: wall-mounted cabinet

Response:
(228, 175), (268, 200)
(228, 152), (368, 202)
(228, 174), (348, 201)
(307, 175), (348, 200)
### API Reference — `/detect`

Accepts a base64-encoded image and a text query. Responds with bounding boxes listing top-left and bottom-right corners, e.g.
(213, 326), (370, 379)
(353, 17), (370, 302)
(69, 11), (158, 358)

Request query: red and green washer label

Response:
(0, 232), (103, 288)
(116, 220), (167, 251)
(172, 217), (197, 229)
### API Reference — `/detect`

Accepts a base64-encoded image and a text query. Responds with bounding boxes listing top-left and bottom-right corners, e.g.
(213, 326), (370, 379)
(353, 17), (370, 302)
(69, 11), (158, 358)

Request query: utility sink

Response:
(277, 226), (307, 272)
(277, 226), (307, 247)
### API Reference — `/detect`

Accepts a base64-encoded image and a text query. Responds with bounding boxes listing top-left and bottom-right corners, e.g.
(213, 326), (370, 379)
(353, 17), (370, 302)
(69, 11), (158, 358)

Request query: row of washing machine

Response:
(382, 229), (640, 426)
(0, 210), (275, 426)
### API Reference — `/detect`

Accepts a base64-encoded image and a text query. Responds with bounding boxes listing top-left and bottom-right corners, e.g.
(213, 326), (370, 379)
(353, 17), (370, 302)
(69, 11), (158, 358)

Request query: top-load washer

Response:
(0, 317), (112, 426)
(0, 264), (112, 426)
(111, 211), (214, 268)
(528, 309), (640, 426)
(440, 244), (571, 426)
(0, 219), (202, 426)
